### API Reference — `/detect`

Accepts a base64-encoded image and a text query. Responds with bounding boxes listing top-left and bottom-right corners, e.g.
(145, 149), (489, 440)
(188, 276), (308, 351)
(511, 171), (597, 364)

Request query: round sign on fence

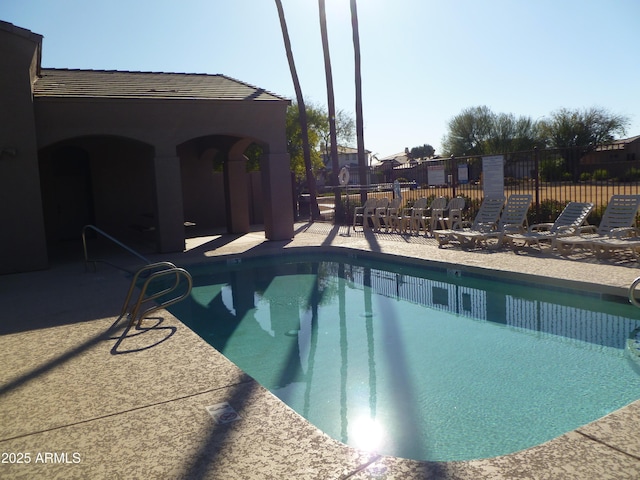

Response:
(339, 167), (350, 186)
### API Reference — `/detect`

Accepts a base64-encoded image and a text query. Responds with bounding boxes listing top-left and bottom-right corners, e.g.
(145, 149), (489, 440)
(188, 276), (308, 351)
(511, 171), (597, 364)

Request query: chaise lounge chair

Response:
(433, 196), (505, 247)
(555, 194), (640, 255)
(503, 201), (594, 249)
(590, 236), (640, 260)
(453, 194), (532, 248)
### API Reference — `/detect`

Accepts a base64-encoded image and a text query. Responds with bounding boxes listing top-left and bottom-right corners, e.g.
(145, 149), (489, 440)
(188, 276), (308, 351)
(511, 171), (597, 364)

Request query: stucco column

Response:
(224, 153), (250, 234)
(261, 152), (294, 240)
(152, 154), (185, 252)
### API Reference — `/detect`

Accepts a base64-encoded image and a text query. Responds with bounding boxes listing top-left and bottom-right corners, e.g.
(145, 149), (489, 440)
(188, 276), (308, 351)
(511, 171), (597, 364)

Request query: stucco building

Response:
(1, 21), (293, 275)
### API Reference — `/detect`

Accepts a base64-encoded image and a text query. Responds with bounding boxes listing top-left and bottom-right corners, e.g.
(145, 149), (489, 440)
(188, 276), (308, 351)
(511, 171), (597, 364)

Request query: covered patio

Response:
(1, 21), (294, 275)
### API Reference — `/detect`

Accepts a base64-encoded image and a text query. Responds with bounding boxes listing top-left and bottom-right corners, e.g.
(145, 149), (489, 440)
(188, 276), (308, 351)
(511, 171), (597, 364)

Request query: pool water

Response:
(166, 253), (640, 461)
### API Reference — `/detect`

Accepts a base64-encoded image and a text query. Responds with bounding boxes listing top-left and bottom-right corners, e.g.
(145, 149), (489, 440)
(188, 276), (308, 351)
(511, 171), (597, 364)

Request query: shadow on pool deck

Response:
(1, 222), (640, 479)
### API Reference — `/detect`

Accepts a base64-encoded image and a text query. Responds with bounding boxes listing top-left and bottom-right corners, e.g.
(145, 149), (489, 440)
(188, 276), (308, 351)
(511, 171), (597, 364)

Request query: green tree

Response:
(441, 106), (494, 156)
(441, 106), (541, 156)
(485, 113), (541, 153)
(409, 144), (435, 160)
(286, 102), (354, 184)
(539, 107), (630, 181)
(286, 102), (326, 182)
(243, 143), (263, 172)
(318, 109), (355, 162)
(539, 107), (629, 148)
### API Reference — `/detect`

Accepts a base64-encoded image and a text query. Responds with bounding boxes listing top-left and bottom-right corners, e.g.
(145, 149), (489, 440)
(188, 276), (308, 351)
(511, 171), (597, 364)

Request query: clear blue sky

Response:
(3, 0), (639, 158)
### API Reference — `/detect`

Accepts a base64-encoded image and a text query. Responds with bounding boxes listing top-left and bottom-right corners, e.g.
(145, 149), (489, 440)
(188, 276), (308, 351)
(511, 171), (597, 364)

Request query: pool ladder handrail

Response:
(630, 276), (640, 308)
(82, 224), (151, 273)
(120, 261), (193, 327)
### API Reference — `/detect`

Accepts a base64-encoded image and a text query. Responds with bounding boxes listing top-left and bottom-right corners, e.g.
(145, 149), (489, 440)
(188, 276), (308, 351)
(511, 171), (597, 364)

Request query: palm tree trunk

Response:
(350, 0), (367, 204)
(275, 0), (320, 220)
(318, 0), (343, 222)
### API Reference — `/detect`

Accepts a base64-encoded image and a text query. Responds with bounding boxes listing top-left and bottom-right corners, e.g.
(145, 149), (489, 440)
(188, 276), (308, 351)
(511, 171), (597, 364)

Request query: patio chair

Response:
(367, 198), (389, 230)
(433, 196), (505, 247)
(376, 197), (402, 232)
(503, 201), (594, 249)
(453, 194), (532, 248)
(555, 195), (640, 255)
(353, 197), (378, 230)
(433, 197), (466, 231)
(415, 196), (447, 235)
(398, 197), (428, 235)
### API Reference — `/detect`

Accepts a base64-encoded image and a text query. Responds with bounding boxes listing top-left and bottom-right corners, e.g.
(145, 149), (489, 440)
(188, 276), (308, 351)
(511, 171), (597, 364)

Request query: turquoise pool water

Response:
(167, 253), (640, 461)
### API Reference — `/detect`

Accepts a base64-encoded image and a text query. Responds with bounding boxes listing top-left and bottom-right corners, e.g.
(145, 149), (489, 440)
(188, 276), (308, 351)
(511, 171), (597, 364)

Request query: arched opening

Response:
(39, 136), (155, 252)
(177, 135), (269, 237)
(39, 145), (94, 243)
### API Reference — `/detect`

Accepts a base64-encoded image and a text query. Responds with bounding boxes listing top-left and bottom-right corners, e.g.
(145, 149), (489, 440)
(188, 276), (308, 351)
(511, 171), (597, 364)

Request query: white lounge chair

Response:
(503, 201), (594, 249)
(555, 195), (640, 255)
(590, 236), (640, 259)
(433, 196), (505, 246)
(453, 194), (532, 248)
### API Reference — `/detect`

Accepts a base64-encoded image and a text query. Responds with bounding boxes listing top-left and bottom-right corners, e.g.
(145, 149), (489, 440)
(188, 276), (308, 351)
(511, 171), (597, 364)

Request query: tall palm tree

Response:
(350, 0), (367, 204)
(318, 0), (342, 221)
(274, 0), (320, 220)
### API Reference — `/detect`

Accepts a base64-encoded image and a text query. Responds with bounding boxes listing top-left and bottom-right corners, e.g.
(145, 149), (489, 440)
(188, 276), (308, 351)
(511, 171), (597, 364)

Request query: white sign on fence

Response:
(428, 164), (446, 186)
(482, 155), (504, 198)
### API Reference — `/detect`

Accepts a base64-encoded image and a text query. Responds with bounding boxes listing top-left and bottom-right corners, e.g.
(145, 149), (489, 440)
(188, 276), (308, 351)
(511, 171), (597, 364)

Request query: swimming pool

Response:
(166, 252), (640, 461)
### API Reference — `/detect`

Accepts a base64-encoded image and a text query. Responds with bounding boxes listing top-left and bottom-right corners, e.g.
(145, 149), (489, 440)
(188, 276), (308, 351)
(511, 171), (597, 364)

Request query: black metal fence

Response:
(330, 145), (640, 226)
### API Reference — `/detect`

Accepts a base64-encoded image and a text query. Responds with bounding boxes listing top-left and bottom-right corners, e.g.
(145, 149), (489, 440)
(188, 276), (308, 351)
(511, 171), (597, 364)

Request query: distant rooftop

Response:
(34, 68), (287, 102)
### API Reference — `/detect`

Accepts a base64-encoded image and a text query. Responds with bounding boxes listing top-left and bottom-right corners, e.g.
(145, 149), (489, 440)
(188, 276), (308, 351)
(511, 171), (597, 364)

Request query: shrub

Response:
(528, 199), (565, 225)
(540, 158), (565, 181)
(592, 169), (609, 181)
(619, 167), (640, 182)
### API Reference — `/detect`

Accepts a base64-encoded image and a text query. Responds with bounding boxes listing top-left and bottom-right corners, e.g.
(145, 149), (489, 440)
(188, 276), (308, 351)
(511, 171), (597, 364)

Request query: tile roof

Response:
(0, 20), (42, 42)
(33, 68), (288, 101)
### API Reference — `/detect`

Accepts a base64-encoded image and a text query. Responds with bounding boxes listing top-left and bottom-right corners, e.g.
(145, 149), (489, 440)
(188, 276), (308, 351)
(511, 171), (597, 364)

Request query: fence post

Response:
(534, 146), (540, 224)
(450, 154), (457, 198)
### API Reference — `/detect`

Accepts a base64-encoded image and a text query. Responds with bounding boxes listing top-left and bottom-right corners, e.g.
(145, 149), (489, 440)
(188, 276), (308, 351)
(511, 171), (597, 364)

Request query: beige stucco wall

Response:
(34, 97), (293, 248)
(1, 21), (292, 273)
(0, 26), (48, 274)
(33, 98), (288, 153)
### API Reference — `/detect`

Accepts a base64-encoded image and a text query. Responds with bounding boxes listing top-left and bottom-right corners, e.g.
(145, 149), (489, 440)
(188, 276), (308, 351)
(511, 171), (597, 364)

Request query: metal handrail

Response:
(629, 277), (640, 308)
(82, 224), (150, 272)
(121, 262), (193, 327)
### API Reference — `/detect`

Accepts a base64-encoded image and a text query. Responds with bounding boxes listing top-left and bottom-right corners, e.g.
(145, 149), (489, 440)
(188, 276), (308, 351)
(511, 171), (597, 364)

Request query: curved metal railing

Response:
(629, 277), (640, 308)
(120, 262), (193, 327)
(82, 226), (192, 326)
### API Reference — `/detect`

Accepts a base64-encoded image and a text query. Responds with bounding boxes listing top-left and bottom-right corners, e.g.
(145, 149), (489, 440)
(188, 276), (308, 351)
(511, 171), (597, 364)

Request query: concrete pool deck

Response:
(2, 222), (640, 479)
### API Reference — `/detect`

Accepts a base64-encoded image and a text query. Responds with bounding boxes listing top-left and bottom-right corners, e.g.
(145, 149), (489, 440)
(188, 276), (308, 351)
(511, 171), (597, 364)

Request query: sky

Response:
(2, 0), (639, 159)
